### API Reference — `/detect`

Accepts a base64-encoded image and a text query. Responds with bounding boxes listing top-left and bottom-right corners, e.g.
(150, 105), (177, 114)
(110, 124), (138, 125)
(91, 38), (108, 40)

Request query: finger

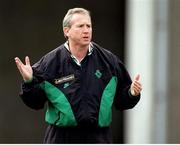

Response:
(133, 89), (140, 96)
(132, 85), (142, 94)
(132, 86), (141, 95)
(15, 62), (24, 76)
(133, 86), (142, 93)
(134, 74), (140, 81)
(14, 57), (24, 73)
(132, 85), (139, 91)
(133, 82), (142, 89)
(25, 56), (30, 66)
(132, 82), (142, 90)
(15, 57), (24, 66)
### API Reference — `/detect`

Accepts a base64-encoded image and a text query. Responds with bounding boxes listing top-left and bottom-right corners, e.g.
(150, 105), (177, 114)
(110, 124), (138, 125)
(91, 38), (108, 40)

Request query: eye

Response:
(78, 24), (83, 28)
(87, 24), (91, 28)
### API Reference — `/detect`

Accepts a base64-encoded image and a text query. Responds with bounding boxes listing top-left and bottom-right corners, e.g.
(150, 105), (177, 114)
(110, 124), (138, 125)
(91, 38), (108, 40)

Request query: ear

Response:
(63, 27), (70, 38)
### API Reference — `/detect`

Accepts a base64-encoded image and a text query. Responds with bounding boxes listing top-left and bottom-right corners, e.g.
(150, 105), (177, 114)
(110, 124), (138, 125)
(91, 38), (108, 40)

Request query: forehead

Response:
(71, 13), (91, 25)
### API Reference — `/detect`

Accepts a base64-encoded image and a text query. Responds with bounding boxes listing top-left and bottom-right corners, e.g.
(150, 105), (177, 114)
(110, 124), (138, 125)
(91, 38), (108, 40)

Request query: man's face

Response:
(64, 13), (92, 47)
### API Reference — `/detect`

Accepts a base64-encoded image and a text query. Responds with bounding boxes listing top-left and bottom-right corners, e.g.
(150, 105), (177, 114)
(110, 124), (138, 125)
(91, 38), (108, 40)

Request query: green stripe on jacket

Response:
(98, 76), (118, 127)
(39, 81), (77, 126)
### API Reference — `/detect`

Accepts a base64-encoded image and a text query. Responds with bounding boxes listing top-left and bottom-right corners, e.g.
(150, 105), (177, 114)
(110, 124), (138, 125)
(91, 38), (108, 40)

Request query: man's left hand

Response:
(130, 74), (142, 96)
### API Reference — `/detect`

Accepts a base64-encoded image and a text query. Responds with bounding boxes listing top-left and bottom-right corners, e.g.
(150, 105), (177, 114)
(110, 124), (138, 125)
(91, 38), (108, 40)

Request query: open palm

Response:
(15, 56), (33, 82)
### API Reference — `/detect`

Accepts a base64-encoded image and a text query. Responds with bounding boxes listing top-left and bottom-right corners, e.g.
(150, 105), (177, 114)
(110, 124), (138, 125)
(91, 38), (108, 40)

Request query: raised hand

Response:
(130, 74), (142, 96)
(14, 56), (33, 82)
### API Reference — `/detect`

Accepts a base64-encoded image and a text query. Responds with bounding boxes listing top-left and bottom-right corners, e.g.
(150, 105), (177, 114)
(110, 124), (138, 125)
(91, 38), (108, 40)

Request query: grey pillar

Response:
(125, 0), (169, 143)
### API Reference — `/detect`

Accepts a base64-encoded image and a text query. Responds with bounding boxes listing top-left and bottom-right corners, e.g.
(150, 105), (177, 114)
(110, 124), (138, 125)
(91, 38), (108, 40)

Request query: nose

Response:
(83, 25), (91, 33)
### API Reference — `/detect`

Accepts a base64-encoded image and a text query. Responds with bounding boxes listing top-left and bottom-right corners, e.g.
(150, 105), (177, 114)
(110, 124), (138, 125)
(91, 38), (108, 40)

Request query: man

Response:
(15, 8), (142, 143)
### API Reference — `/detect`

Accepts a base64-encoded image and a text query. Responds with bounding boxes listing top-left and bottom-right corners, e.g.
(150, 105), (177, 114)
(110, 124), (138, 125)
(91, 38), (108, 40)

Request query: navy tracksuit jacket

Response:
(20, 42), (140, 143)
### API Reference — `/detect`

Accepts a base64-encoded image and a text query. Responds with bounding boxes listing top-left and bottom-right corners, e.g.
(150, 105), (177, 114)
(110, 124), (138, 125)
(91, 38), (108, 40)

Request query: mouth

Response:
(82, 36), (90, 40)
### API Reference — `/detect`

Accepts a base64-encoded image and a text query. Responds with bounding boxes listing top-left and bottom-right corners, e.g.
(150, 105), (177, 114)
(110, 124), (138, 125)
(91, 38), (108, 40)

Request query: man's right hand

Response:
(14, 56), (33, 82)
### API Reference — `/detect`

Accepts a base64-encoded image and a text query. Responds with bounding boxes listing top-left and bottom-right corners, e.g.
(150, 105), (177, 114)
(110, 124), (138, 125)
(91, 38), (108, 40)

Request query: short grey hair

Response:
(62, 8), (91, 28)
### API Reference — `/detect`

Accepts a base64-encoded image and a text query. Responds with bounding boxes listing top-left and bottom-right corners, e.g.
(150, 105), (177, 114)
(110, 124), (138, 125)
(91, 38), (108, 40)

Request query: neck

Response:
(68, 42), (89, 61)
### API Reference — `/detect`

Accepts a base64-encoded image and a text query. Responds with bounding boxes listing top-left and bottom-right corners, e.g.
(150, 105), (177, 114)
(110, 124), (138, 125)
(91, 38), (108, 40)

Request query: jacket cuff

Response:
(22, 76), (39, 88)
(128, 88), (141, 100)
(24, 77), (33, 84)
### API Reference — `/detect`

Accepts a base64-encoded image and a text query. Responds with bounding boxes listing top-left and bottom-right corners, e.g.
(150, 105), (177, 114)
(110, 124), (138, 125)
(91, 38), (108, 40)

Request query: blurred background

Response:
(0, 0), (179, 143)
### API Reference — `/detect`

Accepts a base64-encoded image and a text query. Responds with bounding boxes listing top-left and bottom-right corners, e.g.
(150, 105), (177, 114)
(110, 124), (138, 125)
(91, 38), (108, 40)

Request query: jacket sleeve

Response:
(113, 56), (140, 110)
(19, 56), (48, 110)
(20, 77), (47, 110)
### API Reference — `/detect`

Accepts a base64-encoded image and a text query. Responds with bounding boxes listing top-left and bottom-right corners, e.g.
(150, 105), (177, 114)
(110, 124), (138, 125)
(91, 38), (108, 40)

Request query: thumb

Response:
(134, 74), (140, 81)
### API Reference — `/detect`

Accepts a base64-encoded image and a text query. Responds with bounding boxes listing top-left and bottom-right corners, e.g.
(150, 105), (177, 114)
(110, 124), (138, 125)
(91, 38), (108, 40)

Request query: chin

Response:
(82, 43), (90, 48)
(82, 40), (91, 45)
